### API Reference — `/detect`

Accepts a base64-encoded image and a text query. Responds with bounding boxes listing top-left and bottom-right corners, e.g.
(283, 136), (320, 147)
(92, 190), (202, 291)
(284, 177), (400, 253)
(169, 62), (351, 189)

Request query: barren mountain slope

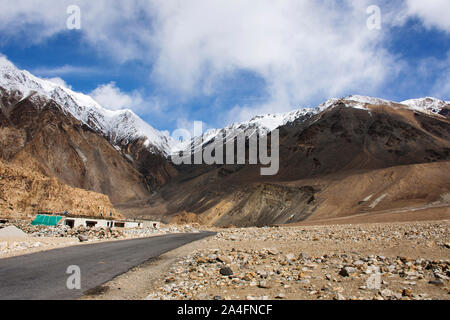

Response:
(0, 91), (151, 204)
(0, 159), (123, 219)
(0, 58), (178, 206)
(123, 101), (450, 227)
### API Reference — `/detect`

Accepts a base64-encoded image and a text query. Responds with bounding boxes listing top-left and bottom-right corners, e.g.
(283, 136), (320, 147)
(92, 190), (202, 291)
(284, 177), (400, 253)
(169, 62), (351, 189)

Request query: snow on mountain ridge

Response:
(1, 56), (447, 159)
(401, 97), (449, 114)
(0, 57), (174, 156)
(173, 94), (448, 156)
(171, 108), (317, 156)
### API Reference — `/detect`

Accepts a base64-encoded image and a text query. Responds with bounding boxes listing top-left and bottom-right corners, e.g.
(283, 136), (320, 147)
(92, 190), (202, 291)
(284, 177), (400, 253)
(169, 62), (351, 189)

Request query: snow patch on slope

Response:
(401, 97), (449, 115)
(173, 94), (448, 156)
(171, 108), (316, 155)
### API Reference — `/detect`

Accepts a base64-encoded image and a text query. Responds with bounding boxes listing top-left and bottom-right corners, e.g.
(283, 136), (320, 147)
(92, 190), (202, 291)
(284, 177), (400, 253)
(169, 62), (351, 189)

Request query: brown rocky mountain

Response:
(0, 60), (448, 226)
(121, 100), (450, 227)
(0, 88), (174, 209)
(0, 159), (123, 219)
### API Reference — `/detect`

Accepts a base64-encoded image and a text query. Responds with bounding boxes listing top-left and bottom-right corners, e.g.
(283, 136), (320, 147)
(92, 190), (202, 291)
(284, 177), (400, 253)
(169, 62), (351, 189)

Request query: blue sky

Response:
(0, 0), (449, 133)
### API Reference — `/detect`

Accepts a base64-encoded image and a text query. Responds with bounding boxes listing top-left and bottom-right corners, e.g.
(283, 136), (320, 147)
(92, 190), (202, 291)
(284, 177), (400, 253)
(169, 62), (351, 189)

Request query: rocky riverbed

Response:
(143, 221), (449, 301)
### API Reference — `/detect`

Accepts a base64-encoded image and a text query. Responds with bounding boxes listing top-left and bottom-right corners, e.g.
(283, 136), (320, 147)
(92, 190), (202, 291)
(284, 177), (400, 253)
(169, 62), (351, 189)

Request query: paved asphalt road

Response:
(0, 232), (215, 300)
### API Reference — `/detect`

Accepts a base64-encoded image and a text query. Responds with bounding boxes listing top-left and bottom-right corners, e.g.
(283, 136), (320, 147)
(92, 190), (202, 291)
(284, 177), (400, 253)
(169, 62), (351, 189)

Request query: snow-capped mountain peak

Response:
(317, 95), (448, 115)
(171, 108), (316, 155)
(0, 57), (174, 156)
(172, 94), (448, 156)
(2, 56), (448, 159)
(401, 97), (449, 114)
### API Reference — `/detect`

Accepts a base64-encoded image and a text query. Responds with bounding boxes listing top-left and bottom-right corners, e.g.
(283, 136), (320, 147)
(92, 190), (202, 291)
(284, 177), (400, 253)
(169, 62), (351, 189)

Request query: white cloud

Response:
(43, 77), (72, 89)
(404, 0), (450, 32)
(149, 0), (399, 122)
(0, 0), (438, 124)
(89, 82), (143, 111)
(33, 65), (96, 77)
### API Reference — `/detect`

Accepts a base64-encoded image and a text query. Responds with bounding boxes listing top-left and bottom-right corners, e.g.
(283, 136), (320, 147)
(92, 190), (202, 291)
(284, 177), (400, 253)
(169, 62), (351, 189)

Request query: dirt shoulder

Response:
(81, 220), (450, 301)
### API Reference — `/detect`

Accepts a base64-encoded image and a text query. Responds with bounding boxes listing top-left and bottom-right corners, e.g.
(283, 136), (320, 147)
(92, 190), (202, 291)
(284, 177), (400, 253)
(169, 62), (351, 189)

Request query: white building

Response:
(34, 214), (160, 230)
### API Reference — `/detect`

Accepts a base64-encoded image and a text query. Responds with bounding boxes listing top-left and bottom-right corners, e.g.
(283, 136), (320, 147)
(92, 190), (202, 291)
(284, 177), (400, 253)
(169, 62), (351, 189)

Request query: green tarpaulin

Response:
(31, 215), (63, 226)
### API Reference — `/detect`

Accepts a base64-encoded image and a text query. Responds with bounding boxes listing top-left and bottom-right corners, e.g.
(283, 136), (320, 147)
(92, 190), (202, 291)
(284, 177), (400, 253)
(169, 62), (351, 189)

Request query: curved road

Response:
(0, 232), (215, 300)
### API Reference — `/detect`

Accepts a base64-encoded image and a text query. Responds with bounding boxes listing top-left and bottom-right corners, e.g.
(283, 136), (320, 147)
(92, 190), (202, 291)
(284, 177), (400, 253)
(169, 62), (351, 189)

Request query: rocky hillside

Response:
(0, 58), (177, 205)
(0, 159), (123, 219)
(0, 93), (152, 204)
(126, 99), (450, 227)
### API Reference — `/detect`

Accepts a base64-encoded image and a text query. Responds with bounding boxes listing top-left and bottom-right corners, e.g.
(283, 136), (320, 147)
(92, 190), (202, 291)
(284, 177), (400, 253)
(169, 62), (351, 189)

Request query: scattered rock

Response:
(366, 274), (381, 290)
(380, 289), (393, 298)
(220, 267), (233, 276)
(217, 255), (231, 264)
(143, 221), (450, 300)
(298, 253), (308, 260)
(78, 235), (89, 242)
(334, 293), (346, 300)
(275, 293), (286, 299)
(285, 254), (296, 263)
(428, 279), (444, 286)
(402, 289), (412, 298)
(258, 280), (271, 289)
(339, 266), (357, 277)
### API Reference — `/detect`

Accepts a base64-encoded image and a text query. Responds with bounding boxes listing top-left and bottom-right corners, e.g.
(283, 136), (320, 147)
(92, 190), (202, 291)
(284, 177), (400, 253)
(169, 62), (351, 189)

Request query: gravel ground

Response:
(93, 220), (449, 301)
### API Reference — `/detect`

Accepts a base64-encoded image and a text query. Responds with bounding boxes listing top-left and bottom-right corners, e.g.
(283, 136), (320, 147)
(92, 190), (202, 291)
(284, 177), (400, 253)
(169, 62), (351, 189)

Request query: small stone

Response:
(207, 254), (218, 261)
(402, 289), (412, 297)
(258, 280), (271, 289)
(434, 273), (448, 280)
(285, 254), (295, 262)
(217, 255), (231, 264)
(78, 235), (89, 242)
(366, 274), (381, 290)
(298, 253), (309, 260)
(275, 293), (286, 299)
(242, 275), (252, 281)
(220, 267), (233, 276)
(353, 260), (364, 266)
(380, 289), (393, 298)
(334, 293), (346, 300)
(196, 257), (209, 264)
(339, 267), (357, 277)
(165, 277), (176, 283)
(428, 279), (444, 286)
(393, 293), (403, 300)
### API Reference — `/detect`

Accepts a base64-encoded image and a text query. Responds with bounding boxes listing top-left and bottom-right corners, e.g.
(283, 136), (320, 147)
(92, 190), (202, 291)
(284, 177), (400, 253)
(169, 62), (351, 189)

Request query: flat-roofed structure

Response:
(32, 214), (160, 230)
